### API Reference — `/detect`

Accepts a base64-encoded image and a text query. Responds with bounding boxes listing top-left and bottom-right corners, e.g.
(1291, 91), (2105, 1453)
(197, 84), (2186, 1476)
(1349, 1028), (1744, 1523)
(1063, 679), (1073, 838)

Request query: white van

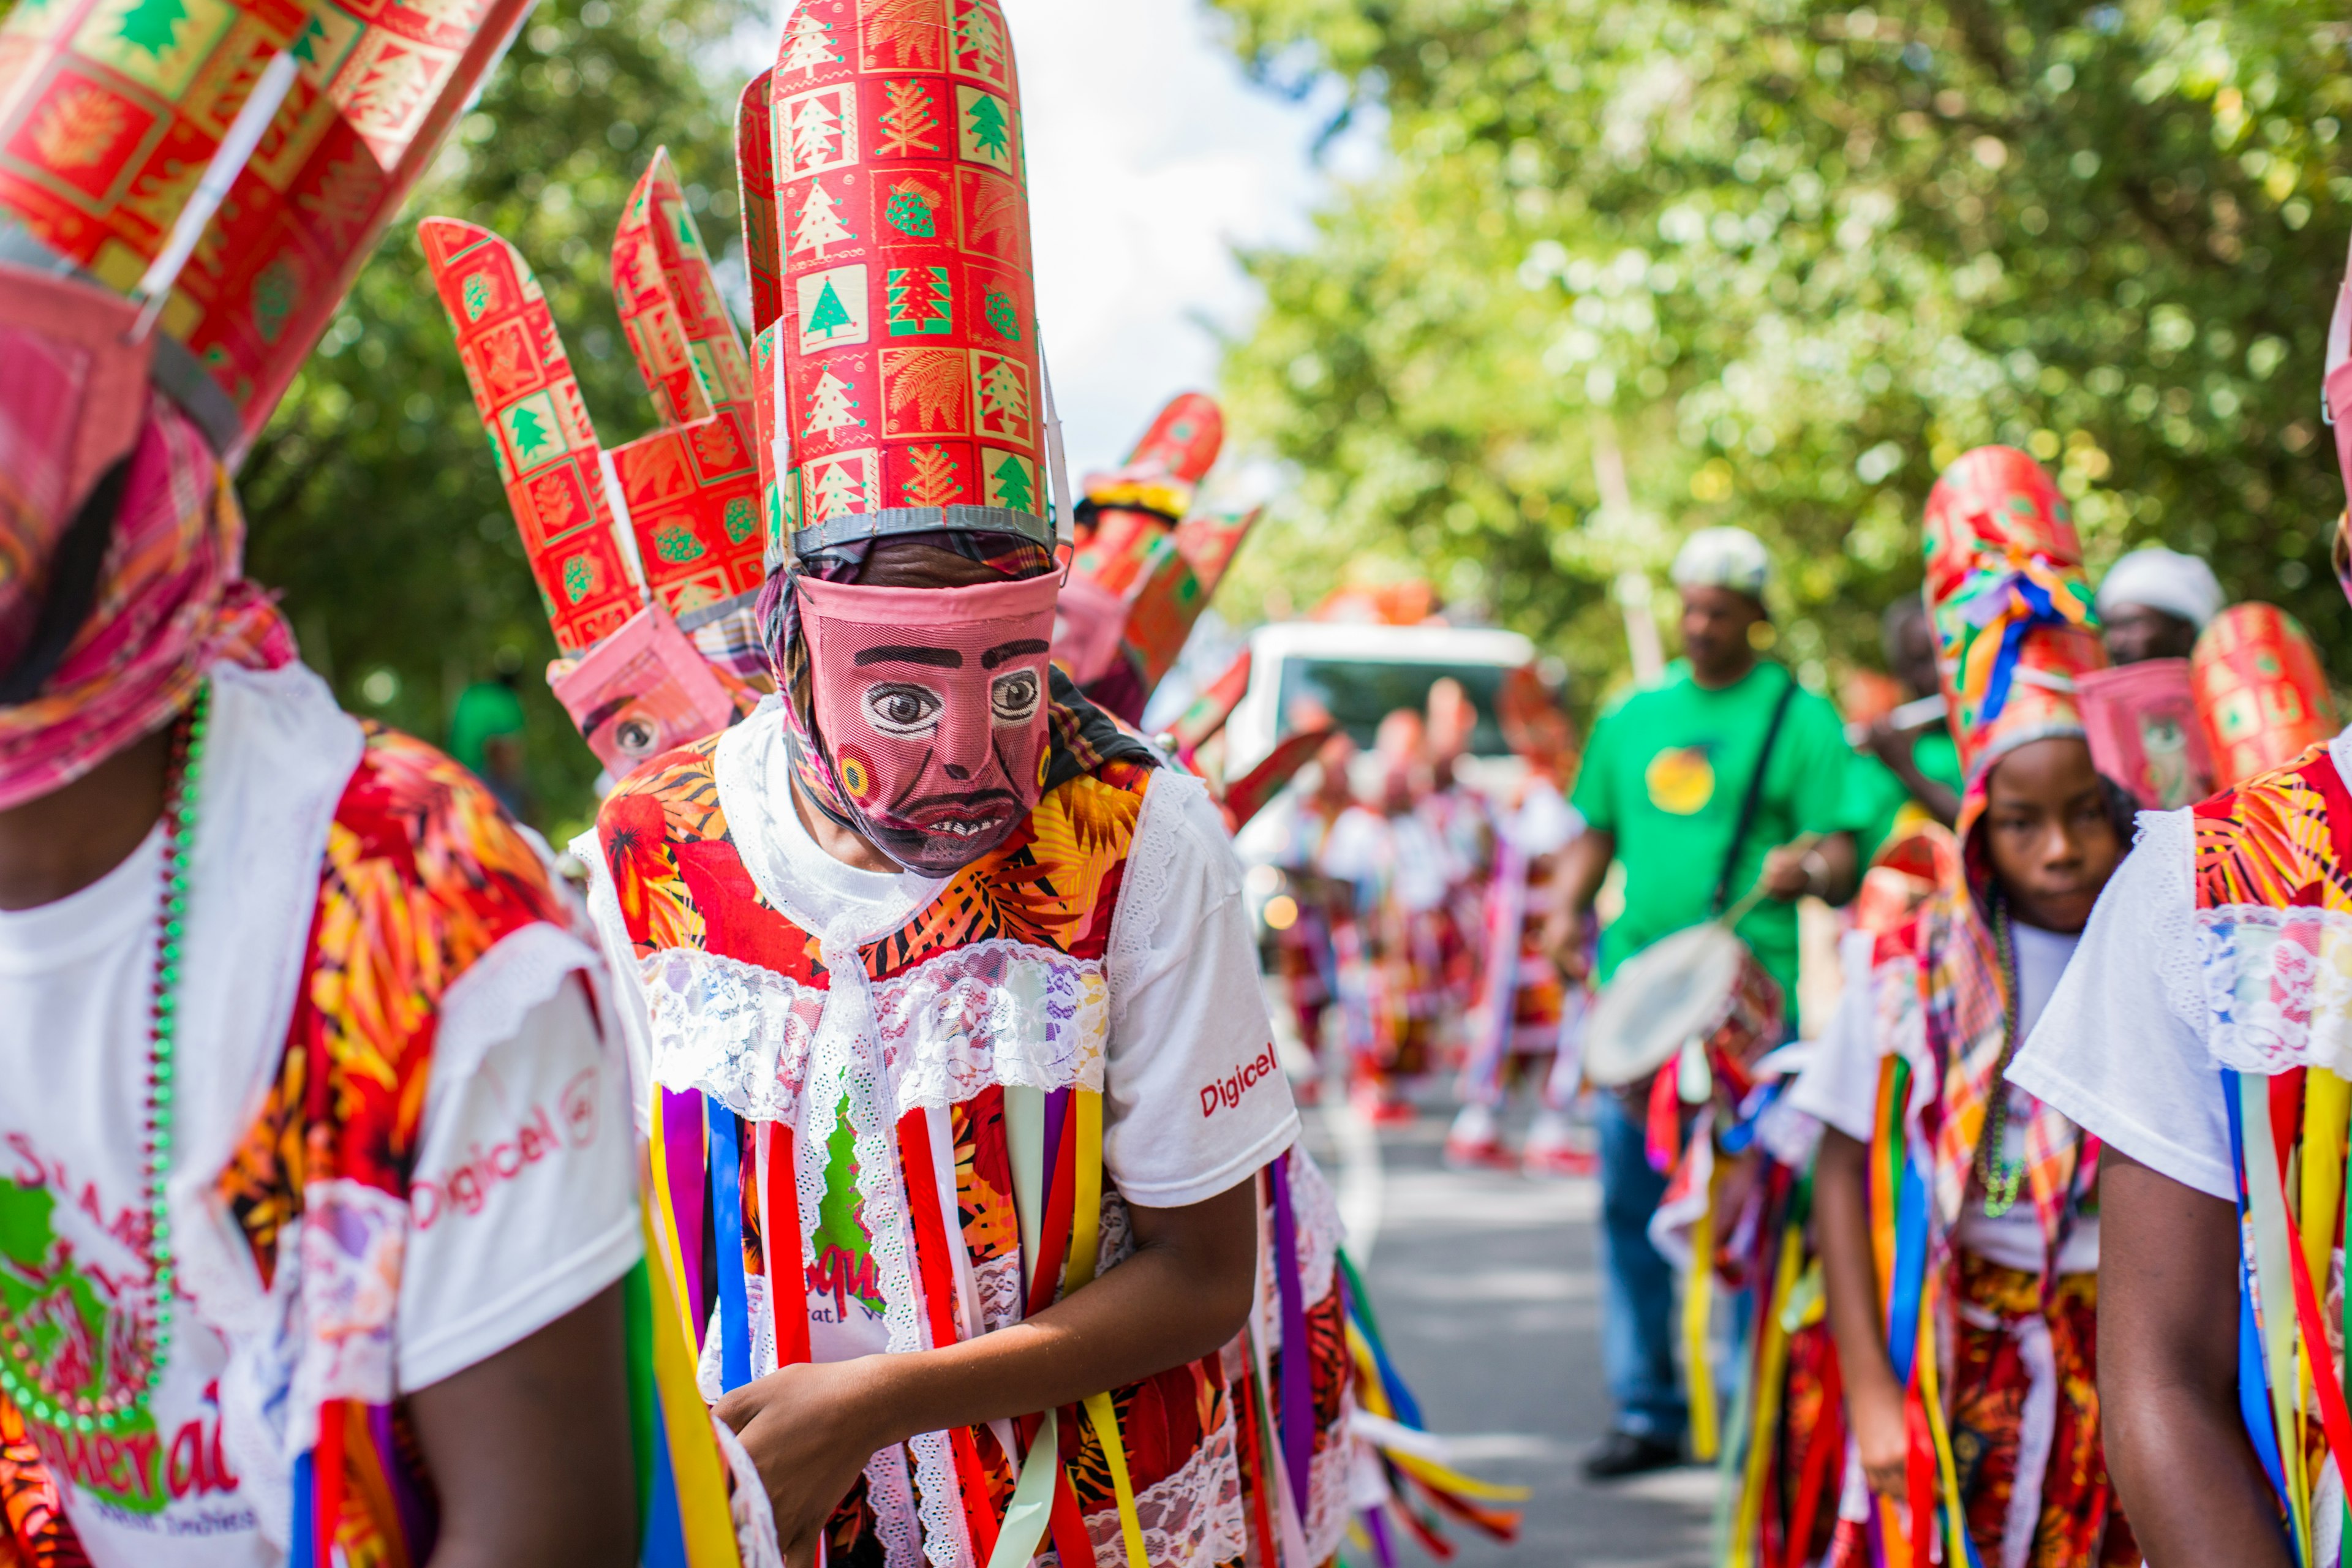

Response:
(1220, 620), (1541, 778)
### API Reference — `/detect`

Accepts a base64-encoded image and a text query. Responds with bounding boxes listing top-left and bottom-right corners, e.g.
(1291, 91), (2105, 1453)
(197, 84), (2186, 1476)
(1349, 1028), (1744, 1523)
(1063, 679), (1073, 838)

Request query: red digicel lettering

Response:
(1200, 1044), (1280, 1119)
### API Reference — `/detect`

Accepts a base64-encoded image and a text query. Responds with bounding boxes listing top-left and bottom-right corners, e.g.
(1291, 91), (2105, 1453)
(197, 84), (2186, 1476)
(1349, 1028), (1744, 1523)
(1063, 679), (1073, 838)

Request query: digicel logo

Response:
(1200, 1044), (1280, 1119)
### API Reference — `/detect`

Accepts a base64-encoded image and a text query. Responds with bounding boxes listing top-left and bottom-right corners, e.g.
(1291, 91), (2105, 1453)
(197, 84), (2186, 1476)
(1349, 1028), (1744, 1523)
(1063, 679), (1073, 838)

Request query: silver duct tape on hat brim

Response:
(0, 225), (243, 464)
(792, 505), (1057, 559)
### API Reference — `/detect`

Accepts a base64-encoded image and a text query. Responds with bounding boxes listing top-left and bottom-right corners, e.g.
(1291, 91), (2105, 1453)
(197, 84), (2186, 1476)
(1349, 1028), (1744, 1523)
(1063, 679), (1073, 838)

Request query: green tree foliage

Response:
(240, 0), (754, 834)
(1206, 0), (2352, 704)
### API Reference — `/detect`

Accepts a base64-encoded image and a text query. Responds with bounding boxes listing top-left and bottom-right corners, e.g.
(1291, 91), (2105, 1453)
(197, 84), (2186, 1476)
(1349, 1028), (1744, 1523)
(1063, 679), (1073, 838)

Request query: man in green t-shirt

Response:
(1847, 594), (1964, 857)
(1551, 526), (1863, 1480)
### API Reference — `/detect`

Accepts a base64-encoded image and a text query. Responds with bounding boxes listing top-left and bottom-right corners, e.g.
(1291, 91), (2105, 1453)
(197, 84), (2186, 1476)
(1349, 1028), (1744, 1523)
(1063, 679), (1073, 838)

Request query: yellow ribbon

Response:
(1683, 1160), (1721, 1463)
(1063, 1091), (1151, 1568)
(638, 1204), (744, 1567)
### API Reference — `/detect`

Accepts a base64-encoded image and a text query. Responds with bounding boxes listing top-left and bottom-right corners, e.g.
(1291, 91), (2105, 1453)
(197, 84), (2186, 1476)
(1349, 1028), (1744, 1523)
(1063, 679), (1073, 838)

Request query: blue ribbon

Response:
(2222, 1071), (2297, 1548)
(707, 1098), (753, 1394)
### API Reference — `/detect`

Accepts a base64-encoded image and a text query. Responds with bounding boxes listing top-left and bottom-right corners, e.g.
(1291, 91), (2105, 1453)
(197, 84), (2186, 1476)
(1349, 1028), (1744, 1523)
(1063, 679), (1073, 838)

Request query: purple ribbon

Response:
(662, 1087), (709, 1343)
(1271, 1149), (1314, 1511)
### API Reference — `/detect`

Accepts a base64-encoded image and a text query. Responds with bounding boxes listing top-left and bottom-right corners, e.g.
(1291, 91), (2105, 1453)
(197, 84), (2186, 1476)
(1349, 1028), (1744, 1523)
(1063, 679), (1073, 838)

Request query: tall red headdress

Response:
(420, 149), (769, 772)
(1921, 446), (2107, 787)
(0, 0), (530, 805)
(1055, 393), (1263, 722)
(2193, 602), (2340, 790)
(742, 0), (1054, 559)
(0, 0), (535, 461)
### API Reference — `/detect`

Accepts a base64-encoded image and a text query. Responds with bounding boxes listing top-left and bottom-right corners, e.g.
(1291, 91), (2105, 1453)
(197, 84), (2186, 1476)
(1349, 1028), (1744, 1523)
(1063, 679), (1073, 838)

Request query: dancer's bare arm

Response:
(1815, 1128), (1910, 1502)
(2099, 1149), (2289, 1567)
(410, 1284), (638, 1568)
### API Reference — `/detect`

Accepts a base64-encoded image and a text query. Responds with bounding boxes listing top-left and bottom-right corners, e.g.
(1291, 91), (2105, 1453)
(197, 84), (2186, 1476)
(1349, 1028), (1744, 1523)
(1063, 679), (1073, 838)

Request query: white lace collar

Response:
(712, 698), (941, 946)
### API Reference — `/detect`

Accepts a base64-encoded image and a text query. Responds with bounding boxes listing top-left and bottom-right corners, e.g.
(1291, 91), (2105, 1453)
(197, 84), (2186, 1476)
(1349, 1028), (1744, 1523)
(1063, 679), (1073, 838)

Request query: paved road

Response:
(1300, 1098), (1716, 1568)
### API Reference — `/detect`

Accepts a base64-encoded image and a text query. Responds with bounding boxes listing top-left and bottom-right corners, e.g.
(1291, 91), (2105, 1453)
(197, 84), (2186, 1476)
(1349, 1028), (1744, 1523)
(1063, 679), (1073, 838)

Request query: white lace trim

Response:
(1255, 1148), (1344, 1347)
(645, 948), (827, 1120)
(715, 1415), (789, 1568)
(880, 938), (1110, 1111)
(2135, 809), (2206, 1041)
(217, 1180), (412, 1548)
(2198, 900), (2352, 1074)
(865, 1442), (925, 1568)
(426, 922), (602, 1121)
(1106, 769), (1188, 993)
(1303, 1394), (1355, 1566)
(644, 940), (1109, 1120)
(1082, 1406), (1246, 1568)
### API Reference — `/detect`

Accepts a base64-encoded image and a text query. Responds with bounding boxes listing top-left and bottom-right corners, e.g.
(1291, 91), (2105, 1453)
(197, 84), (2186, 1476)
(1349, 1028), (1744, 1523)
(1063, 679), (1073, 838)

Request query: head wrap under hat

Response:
(2095, 546), (2225, 630)
(1921, 445), (2108, 799)
(0, 0), (530, 809)
(1670, 526), (1771, 601)
(741, 0), (1151, 876)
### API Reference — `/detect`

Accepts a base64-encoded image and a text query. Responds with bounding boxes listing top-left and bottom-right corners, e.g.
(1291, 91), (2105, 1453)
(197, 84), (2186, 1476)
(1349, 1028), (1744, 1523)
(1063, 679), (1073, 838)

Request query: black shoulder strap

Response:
(1710, 666), (1801, 917)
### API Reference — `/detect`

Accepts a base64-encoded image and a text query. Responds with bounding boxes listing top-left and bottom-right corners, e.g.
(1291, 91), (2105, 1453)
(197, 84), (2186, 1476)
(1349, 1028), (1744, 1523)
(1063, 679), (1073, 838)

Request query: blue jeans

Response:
(1594, 1090), (1686, 1441)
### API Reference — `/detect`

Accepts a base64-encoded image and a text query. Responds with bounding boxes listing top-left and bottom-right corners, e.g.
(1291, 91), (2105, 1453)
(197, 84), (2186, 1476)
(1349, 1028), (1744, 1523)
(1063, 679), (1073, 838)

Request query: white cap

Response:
(1670, 527), (1771, 600)
(2096, 546), (2224, 629)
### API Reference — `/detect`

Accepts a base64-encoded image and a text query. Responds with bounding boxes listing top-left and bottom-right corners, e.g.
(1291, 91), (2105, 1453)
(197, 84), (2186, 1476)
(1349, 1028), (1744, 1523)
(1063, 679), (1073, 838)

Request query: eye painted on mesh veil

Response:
(990, 669), (1041, 726)
(864, 682), (944, 739)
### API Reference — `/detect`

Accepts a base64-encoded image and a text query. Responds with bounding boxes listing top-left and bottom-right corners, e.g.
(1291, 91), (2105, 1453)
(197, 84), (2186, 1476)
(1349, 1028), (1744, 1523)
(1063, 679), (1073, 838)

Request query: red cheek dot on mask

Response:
(839, 750), (873, 801)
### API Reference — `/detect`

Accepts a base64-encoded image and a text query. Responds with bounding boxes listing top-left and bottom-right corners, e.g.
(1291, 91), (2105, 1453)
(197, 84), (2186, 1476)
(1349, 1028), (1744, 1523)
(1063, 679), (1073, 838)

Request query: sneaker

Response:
(1521, 1109), (1596, 1178)
(1352, 1084), (1417, 1128)
(1580, 1430), (1684, 1482)
(1443, 1104), (1510, 1168)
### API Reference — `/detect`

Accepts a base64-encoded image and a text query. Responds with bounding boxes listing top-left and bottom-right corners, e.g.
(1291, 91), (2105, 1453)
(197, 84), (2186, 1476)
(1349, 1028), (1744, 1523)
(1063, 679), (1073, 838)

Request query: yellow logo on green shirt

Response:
(1645, 746), (1716, 815)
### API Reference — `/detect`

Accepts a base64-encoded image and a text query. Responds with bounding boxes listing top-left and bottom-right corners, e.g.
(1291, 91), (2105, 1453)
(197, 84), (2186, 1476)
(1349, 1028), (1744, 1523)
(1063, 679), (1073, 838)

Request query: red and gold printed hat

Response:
(741, 0), (1058, 560)
(420, 151), (767, 668)
(1923, 445), (2107, 788)
(1055, 394), (1267, 722)
(2192, 601), (2341, 790)
(1080, 390), (1222, 523)
(0, 0), (534, 462)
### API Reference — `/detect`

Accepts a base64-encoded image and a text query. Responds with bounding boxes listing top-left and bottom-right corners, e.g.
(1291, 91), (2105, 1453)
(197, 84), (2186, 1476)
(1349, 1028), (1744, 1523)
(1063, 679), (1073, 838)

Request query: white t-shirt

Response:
(1790, 917), (2100, 1274)
(0, 663), (641, 1566)
(588, 703), (1301, 1365)
(2008, 802), (2238, 1202)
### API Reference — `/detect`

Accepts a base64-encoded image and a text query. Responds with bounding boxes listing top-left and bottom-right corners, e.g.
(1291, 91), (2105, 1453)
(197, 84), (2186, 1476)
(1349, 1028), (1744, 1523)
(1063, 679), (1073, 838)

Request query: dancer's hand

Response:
(1849, 1375), (1910, 1504)
(717, 1356), (900, 1568)
(1544, 905), (1590, 981)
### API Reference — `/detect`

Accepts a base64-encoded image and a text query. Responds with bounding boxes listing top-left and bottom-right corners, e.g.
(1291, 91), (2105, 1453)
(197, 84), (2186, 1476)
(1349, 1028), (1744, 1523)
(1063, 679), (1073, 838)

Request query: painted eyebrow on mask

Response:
(981, 639), (1052, 669)
(855, 646), (962, 668)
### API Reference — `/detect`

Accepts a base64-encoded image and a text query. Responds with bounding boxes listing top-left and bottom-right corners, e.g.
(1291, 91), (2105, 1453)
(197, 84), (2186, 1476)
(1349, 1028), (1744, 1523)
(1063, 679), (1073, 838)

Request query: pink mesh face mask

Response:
(793, 571), (1061, 875)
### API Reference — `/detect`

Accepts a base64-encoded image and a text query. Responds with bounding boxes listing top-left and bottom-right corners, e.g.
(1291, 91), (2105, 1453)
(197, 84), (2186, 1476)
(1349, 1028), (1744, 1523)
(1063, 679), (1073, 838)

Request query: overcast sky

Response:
(998, 0), (1360, 476)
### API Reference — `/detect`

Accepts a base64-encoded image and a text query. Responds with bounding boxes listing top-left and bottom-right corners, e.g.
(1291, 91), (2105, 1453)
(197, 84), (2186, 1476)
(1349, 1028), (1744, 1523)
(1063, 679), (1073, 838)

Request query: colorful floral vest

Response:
(1, 728), (573, 1568)
(595, 739), (1353, 1568)
(2192, 741), (2352, 1561)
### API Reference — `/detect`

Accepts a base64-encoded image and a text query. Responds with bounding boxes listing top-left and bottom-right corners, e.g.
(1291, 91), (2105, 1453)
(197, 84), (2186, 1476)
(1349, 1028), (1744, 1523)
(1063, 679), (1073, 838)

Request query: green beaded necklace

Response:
(1977, 895), (2027, 1219)
(0, 681), (207, 1435)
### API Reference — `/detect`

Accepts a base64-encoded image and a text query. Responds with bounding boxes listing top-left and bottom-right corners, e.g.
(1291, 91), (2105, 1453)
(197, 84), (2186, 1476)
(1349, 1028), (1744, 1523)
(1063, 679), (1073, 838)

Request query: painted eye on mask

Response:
(865, 682), (944, 738)
(990, 669), (1042, 725)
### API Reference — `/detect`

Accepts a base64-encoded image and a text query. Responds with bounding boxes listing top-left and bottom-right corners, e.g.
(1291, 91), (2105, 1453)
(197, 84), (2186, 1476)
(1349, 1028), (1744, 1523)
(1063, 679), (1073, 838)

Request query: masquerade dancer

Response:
(0, 4), (653, 1564)
(565, 8), (1523, 1566)
(2007, 268), (2352, 1558)
(1321, 710), (1457, 1125)
(1247, 730), (1363, 1106)
(1797, 448), (2137, 1567)
(1447, 667), (1592, 1176)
